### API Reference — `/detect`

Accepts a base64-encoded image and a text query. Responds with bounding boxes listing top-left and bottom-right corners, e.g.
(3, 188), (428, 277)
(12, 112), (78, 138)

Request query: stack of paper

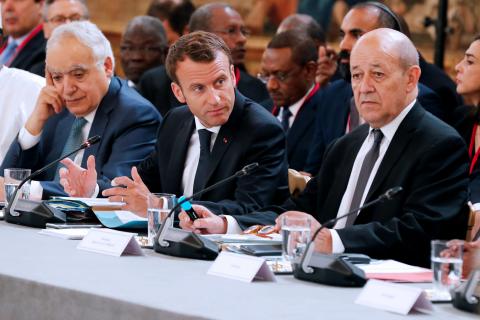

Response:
(358, 260), (432, 283)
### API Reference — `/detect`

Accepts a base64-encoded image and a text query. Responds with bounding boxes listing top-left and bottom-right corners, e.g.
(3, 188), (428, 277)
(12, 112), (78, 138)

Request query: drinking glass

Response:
(147, 193), (176, 246)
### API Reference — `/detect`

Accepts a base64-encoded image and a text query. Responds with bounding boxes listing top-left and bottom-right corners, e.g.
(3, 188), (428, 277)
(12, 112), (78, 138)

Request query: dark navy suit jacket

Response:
(137, 91), (289, 217)
(272, 85), (321, 171)
(138, 65), (272, 116)
(1, 77), (161, 199)
(304, 79), (447, 174)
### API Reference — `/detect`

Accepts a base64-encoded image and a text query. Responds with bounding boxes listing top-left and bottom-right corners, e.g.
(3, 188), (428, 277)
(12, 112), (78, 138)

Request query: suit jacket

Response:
(138, 65), (272, 116)
(1, 77), (161, 198)
(1, 25), (46, 76)
(241, 103), (469, 267)
(304, 79), (448, 174)
(272, 85), (321, 171)
(137, 91), (289, 216)
(419, 56), (463, 122)
(453, 105), (480, 203)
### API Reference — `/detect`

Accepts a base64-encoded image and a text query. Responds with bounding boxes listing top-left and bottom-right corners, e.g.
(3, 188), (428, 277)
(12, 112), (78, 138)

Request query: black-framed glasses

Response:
(211, 26), (251, 38)
(47, 14), (85, 24)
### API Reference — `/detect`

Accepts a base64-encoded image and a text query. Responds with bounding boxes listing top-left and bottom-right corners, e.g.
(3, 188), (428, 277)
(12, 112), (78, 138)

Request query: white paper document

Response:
(355, 279), (433, 315)
(39, 228), (91, 240)
(57, 197), (124, 208)
(208, 251), (276, 282)
(77, 228), (144, 257)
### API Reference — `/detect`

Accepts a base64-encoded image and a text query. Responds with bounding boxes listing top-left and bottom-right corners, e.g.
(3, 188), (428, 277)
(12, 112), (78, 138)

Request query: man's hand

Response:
(25, 70), (64, 136)
(102, 167), (150, 217)
(59, 155), (97, 197)
(315, 45), (338, 86)
(274, 211), (332, 253)
(179, 204), (227, 234)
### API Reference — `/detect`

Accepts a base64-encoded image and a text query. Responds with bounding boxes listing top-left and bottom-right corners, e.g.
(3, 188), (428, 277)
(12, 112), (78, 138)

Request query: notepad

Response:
(358, 260), (432, 283)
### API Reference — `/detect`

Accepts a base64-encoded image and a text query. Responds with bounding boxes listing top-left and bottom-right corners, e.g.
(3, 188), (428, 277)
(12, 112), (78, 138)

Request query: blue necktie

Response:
(54, 117), (87, 180)
(0, 41), (18, 65)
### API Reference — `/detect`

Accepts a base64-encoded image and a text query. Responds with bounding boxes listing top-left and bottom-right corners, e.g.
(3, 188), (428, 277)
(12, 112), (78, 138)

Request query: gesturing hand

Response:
(179, 204), (227, 234)
(59, 155), (97, 197)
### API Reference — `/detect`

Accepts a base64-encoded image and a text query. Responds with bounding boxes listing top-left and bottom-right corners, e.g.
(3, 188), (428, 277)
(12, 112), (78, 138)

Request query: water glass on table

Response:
(281, 215), (311, 266)
(431, 239), (464, 300)
(147, 193), (176, 246)
(4, 168), (31, 206)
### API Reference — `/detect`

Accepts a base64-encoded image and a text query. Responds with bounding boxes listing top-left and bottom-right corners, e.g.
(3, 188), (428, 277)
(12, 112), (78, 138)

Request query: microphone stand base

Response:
(5, 199), (66, 228)
(293, 253), (367, 287)
(153, 228), (219, 260)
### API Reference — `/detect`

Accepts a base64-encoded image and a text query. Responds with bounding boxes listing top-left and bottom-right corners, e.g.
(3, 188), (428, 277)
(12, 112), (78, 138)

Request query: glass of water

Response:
(4, 168), (31, 206)
(281, 215), (311, 266)
(431, 239), (464, 300)
(147, 193), (176, 246)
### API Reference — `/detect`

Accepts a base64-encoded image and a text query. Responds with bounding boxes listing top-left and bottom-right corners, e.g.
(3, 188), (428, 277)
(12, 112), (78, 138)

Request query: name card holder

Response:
(77, 228), (144, 257)
(208, 251), (276, 282)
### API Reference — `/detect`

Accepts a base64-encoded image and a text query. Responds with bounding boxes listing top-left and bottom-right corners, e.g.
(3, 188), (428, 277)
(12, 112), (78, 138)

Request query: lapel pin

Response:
(223, 137), (228, 144)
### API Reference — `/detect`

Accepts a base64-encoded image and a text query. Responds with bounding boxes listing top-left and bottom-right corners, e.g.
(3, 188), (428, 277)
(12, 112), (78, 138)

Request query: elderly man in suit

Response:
(182, 28), (469, 267)
(0, 21), (161, 200)
(259, 30), (320, 172)
(59, 31), (288, 229)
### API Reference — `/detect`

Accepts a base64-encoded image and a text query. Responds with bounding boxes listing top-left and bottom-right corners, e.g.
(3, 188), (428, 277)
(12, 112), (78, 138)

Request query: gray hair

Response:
(42, 0), (90, 20)
(47, 21), (115, 69)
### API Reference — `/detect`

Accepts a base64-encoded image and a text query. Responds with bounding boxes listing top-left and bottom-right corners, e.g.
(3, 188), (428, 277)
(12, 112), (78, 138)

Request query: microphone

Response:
(294, 186), (403, 287)
(153, 162), (260, 260)
(5, 135), (101, 227)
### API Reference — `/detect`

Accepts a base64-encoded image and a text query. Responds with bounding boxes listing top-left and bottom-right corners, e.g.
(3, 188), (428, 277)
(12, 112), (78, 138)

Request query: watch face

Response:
(242, 225), (262, 234)
(257, 225), (275, 235)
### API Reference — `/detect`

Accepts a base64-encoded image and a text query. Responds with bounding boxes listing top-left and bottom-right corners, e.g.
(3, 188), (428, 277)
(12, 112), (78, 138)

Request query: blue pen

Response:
(179, 196), (199, 221)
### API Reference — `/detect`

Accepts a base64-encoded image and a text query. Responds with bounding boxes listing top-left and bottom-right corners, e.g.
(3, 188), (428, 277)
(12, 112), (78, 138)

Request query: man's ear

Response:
(103, 57), (114, 77)
(171, 82), (186, 103)
(304, 60), (318, 81)
(230, 64), (236, 86)
(406, 65), (421, 93)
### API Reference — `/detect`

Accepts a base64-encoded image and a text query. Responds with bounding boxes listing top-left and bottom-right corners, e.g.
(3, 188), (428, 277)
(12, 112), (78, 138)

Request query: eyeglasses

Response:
(211, 26), (251, 38)
(119, 45), (165, 56)
(257, 68), (300, 84)
(242, 225), (276, 238)
(47, 14), (85, 24)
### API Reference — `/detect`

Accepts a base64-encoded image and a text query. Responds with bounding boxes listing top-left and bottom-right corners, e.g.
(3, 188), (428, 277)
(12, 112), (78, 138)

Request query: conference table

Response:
(0, 221), (477, 320)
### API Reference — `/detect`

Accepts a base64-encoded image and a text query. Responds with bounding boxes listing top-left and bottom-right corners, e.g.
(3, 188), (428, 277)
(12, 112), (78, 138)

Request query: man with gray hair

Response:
(42, 0), (89, 39)
(0, 21), (161, 200)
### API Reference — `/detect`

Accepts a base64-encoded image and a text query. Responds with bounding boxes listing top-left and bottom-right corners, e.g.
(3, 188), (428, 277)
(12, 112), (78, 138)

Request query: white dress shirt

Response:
(181, 117), (221, 197)
(330, 99), (417, 252)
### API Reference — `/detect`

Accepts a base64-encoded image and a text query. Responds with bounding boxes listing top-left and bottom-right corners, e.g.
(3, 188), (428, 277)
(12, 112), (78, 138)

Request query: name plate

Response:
(355, 279), (433, 315)
(208, 251), (276, 282)
(77, 228), (144, 257)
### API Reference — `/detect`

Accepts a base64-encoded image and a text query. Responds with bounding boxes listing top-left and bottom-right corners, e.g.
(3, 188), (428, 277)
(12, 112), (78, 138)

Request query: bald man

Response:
(182, 29), (469, 267)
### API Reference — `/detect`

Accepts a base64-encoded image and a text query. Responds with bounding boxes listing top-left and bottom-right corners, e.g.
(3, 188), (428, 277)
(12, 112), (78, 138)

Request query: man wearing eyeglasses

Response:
(260, 30), (320, 172)
(0, 21), (161, 200)
(138, 2), (272, 116)
(42, 0), (88, 39)
(0, 0), (45, 76)
(119, 16), (168, 90)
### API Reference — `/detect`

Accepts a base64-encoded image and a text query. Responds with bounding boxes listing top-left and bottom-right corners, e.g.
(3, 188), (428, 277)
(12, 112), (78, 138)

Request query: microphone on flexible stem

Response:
(153, 162), (260, 260)
(5, 135), (101, 227)
(294, 186), (403, 287)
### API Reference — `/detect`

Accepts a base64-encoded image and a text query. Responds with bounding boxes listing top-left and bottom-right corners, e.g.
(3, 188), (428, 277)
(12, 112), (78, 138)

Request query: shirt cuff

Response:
(90, 184), (100, 198)
(221, 215), (243, 234)
(29, 180), (43, 201)
(330, 229), (345, 253)
(18, 126), (41, 150)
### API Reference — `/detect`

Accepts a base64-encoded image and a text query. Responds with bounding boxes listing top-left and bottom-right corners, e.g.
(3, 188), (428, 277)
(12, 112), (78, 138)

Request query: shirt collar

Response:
(8, 33), (29, 46)
(194, 116), (221, 134)
(81, 107), (98, 124)
(284, 84), (315, 118)
(370, 99), (416, 143)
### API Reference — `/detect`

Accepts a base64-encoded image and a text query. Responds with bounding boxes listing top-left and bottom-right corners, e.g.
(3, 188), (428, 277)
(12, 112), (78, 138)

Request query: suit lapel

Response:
(287, 96), (317, 157)
(199, 91), (244, 191)
(364, 103), (423, 202)
(81, 77), (121, 167)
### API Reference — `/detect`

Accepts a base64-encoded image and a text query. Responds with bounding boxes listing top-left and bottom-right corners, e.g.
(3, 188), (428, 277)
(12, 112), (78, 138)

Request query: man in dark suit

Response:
(60, 31), (288, 228)
(0, 21), (161, 200)
(0, 0), (46, 76)
(138, 2), (272, 116)
(260, 30), (320, 171)
(182, 29), (469, 267)
(304, 2), (453, 174)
